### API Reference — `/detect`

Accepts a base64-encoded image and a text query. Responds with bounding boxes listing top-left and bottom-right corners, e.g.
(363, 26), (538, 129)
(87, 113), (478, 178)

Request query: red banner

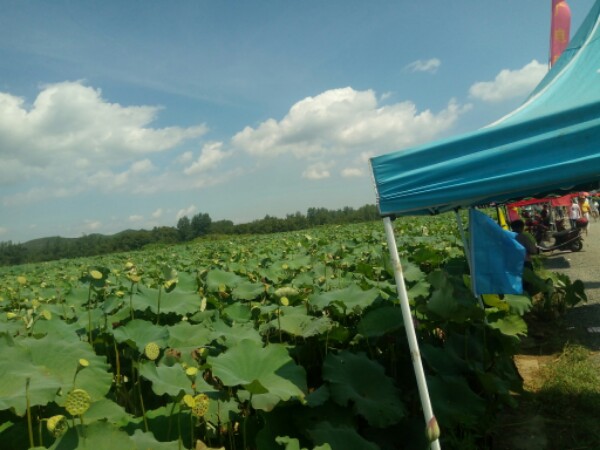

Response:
(550, 0), (571, 66)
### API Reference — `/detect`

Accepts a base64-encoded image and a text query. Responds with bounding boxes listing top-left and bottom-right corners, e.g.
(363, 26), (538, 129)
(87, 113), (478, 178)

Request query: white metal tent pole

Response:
(383, 217), (441, 450)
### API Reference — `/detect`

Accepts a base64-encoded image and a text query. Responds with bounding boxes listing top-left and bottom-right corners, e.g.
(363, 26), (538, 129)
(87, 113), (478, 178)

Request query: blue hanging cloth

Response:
(468, 209), (525, 295)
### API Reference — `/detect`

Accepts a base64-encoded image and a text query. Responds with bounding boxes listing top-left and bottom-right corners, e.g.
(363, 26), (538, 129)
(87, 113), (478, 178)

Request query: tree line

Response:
(0, 204), (379, 266)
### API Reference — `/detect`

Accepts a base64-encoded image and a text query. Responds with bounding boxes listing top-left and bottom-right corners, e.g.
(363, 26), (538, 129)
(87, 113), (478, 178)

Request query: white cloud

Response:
(0, 81), (208, 198)
(0, 227), (7, 235)
(404, 58), (441, 74)
(341, 167), (363, 177)
(469, 60), (547, 103)
(152, 208), (163, 219)
(184, 141), (230, 175)
(302, 161), (334, 180)
(129, 215), (144, 222)
(232, 87), (467, 166)
(176, 205), (198, 219)
(83, 219), (102, 232)
(176, 151), (194, 164)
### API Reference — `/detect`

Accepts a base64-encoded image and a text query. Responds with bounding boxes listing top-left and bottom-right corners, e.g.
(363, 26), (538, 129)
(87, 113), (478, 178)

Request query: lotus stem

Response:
(177, 404), (183, 450)
(87, 284), (93, 346)
(136, 362), (148, 431)
(129, 280), (135, 320)
(25, 378), (34, 449)
(156, 285), (162, 325)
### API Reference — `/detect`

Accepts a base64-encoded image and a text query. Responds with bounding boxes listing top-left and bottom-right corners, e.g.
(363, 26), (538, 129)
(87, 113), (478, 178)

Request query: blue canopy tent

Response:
(371, 1), (600, 217)
(369, 2), (600, 448)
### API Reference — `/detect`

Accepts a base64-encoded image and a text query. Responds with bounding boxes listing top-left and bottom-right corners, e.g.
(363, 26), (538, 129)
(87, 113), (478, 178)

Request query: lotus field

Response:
(0, 217), (540, 449)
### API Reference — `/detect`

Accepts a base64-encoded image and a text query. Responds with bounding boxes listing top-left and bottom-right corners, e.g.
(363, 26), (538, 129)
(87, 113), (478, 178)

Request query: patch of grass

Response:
(535, 344), (600, 449)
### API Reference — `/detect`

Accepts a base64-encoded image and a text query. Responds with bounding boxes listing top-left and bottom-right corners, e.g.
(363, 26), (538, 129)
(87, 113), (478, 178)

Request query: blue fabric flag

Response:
(468, 209), (526, 295)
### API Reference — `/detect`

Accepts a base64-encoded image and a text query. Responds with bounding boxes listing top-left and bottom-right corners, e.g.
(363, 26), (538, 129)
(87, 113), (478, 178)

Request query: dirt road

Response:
(542, 219), (600, 349)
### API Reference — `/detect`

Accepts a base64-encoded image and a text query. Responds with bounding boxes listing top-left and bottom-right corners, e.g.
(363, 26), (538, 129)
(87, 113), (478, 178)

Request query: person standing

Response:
(510, 219), (539, 272)
(570, 199), (581, 229)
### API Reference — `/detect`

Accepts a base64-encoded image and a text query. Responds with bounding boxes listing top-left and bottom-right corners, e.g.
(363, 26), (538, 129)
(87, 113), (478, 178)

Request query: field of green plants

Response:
(0, 216), (560, 449)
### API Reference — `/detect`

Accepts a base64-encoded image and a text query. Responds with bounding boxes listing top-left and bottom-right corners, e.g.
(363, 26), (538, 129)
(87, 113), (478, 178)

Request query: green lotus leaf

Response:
(64, 285), (95, 307)
(502, 294), (533, 315)
(421, 343), (469, 375)
(205, 394), (239, 426)
(138, 361), (193, 397)
(0, 336), (62, 415)
(398, 258), (426, 283)
(222, 302), (252, 322)
(211, 319), (262, 348)
(323, 351), (405, 427)
(309, 285), (379, 312)
(112, 319), (169, 352)
(276, 436), (332, 450)
(84, 398), (131, 426)
(427, 272), (482, 322)
(129, 429), (181, 449)
(48, 420), (180, 449)
(132, 287), (199, 316)
(486, 311), (528, 337)
(166, 321), (213, 348)
(261, 308), (332, 338)
(0, 333), (112, 415)
(205, 269), (243, 292)
(427, 374), (486, 428)
(305, 385), (330, 407)
(407, 279), (431, 301)
(356, 306), (404, 338)
(232, 279), (265, 301)
(307, 422), (379, 450)
(208, 339), (306, 411)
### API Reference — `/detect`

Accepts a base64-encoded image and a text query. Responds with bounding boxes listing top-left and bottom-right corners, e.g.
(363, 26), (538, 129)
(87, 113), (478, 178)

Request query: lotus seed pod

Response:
(65, 389), (91, 416)
(280, 297), (289, 306)
(6, 312), (17, 320)
(47, 414), (68, 437)
(78, 358), (89, 368)
(144, 342), (160, 360)
(192, 394), (210, 417)
(41, 310), (52, 320)
(90, 270), (103, 280)
(17, 276), (27, 285)
(274, 286), (299, 298)
(185, 366), (199, 377)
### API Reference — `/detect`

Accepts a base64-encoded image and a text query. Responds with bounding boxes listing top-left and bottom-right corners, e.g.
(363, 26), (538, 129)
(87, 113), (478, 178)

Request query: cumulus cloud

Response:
(404, 58), (441, 74)
(0, 81), (207, 198)
(302, 161), (334, 180)
(152, 208), (163, 219)
(176, 204), (198, 219)
(83, 219), (102, 232)
(184, 141), (230, 175)
(233, 87), (467, 160)
(341, 167), (363, 177)
(129, 215), (144, 222)
(469, 60), (547, 103)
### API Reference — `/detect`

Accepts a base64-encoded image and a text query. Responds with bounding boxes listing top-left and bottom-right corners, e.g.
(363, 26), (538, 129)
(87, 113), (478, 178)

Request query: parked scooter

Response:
(537, 218), (585, 252)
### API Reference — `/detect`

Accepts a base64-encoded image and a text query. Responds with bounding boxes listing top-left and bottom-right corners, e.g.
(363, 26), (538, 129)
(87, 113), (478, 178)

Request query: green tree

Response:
(191, 213), (212, 238)
(176, 216), (193, 241)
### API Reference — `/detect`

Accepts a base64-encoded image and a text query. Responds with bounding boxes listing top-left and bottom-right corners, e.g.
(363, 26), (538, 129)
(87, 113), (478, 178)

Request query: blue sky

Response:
(0, 0), (595, 243)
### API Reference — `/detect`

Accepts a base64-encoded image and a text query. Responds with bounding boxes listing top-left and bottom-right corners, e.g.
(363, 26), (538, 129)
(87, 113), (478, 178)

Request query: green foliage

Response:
(0, 217), (586, 449)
